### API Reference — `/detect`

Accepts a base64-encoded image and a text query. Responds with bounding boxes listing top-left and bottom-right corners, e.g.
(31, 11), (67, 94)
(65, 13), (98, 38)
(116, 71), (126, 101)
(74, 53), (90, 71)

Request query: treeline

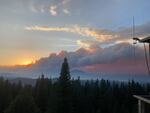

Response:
(0, 58), (150, 113)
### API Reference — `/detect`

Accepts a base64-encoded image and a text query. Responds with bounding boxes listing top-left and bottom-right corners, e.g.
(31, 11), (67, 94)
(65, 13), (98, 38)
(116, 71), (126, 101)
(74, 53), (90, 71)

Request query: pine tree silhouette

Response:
(57, 57), (72, 113)
(60, 57), (70, 81)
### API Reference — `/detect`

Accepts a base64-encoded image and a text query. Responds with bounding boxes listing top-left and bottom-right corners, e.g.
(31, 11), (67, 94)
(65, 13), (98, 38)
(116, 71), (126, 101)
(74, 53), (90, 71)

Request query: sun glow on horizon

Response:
(0, 60), (34, 67)
(21, 60), (34, 66)
(0, 51), (44, 66)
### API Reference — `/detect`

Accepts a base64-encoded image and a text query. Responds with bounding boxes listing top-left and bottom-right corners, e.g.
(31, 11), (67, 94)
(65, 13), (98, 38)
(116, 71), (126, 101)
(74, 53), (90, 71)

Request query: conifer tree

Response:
(4, 86), (40, 113)
(57, 57), (72, 113)
(60, 57), (70, 82)
(34, 74), (49, 113)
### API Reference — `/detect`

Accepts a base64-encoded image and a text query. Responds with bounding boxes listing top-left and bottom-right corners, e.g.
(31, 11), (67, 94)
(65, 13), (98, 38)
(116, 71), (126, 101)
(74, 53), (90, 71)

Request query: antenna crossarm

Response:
(133, 37), (141, 42)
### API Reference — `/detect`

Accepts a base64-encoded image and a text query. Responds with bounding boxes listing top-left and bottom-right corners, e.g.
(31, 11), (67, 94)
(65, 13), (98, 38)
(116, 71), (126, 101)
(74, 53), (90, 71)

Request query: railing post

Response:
(138, 100), (145, 113)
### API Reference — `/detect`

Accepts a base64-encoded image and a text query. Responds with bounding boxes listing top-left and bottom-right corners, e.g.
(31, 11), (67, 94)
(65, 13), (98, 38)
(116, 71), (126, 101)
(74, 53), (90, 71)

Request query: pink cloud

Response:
(81, 59), (147, 75)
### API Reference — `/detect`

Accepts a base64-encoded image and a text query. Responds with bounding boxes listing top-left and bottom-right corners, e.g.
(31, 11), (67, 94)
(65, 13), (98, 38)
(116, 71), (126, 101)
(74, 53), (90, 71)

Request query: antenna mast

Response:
(132, 17), (136, 67)
(132, 17), (150, 76)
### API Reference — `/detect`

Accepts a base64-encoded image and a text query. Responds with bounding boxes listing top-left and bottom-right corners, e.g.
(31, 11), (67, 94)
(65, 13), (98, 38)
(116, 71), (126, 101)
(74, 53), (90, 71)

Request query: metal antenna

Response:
(133, 16), (136, 44)
(132, 17), (136, 66)
(133, 17), (135, 38)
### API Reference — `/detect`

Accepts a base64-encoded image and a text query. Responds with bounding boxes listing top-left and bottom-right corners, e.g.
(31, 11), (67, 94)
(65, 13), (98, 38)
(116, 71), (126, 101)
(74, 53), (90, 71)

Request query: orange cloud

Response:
(76, 40), (101, 52)
(25, 25), (119, 43)
(76, 40), (91, 48)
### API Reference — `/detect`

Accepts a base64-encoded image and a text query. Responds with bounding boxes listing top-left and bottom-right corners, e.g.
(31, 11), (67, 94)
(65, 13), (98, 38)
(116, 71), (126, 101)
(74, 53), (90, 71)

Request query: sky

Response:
(0, 0), (150, 67)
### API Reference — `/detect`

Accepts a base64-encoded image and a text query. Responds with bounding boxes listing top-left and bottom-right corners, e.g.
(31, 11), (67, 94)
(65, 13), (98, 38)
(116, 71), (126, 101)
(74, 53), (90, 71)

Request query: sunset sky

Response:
(0, 0), (150, 66)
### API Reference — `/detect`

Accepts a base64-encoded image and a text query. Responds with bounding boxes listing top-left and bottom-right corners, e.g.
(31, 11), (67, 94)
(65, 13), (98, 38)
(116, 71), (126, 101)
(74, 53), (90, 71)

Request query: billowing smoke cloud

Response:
(0, 43), (148, 78)
(24, 21), (150, 76)
(29, 43), (146, 76)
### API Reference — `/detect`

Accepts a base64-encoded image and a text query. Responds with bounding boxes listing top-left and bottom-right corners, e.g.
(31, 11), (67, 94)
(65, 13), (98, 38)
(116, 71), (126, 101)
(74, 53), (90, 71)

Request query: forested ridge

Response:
(0, 58), (150, 113)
